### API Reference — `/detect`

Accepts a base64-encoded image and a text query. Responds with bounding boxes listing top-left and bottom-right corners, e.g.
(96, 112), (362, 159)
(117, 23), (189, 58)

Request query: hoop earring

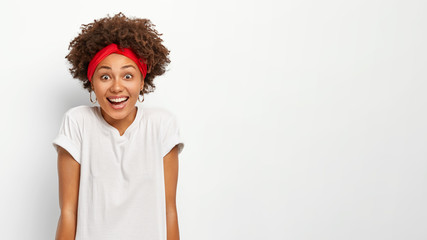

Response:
(90, 90), (97, 104)
(138, 89), (144, 102)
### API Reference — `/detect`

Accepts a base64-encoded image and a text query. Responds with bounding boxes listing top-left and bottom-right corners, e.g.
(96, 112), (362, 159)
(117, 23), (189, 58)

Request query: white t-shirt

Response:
(52, 105), (184, 240)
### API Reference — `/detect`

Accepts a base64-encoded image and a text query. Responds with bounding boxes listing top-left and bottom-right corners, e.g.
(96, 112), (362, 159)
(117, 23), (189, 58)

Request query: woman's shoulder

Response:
(62, 105), (97, 122)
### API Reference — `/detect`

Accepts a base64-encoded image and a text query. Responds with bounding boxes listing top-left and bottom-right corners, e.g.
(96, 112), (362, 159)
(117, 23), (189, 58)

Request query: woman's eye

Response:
(101, 75), (110, 80)
(124, 74), (132, 79)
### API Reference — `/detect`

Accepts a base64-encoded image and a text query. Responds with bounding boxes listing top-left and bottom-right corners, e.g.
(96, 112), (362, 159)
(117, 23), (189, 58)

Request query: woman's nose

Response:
(110, 78), (124, 92)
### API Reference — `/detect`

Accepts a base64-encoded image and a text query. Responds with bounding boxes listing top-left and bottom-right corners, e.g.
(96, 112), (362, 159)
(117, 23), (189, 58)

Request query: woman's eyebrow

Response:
(97, 66), (111, 70)
(97, 65), (136, 71)
(121, 65), (136, 69)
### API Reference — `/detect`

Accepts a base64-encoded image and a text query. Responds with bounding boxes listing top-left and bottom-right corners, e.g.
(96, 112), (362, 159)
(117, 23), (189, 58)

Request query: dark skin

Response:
(55, 146), (79, 240)
(55, 144), (180, 240)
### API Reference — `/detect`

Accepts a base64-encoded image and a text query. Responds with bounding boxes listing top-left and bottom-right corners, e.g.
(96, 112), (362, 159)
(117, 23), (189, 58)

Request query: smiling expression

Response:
(91, 53), (144, 126)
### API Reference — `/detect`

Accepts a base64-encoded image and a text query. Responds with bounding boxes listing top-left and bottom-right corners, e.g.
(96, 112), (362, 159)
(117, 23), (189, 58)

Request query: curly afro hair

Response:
(66, 12), (170, 95)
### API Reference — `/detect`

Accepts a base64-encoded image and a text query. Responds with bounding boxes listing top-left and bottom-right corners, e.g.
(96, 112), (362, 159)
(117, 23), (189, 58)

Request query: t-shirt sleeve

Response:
(52, 111), (82, 164)
(161, 113), (185, 158)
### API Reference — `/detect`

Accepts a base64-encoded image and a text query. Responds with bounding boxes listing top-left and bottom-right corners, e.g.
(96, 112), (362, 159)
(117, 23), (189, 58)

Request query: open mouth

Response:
(107, 97), (129, 105)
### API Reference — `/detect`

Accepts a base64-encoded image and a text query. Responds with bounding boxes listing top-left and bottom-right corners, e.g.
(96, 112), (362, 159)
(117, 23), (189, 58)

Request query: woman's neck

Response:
(100, 106), (137, 136)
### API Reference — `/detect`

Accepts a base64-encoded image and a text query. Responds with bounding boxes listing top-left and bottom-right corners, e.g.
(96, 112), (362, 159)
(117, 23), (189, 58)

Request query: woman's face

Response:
(91, 53), (144, 123)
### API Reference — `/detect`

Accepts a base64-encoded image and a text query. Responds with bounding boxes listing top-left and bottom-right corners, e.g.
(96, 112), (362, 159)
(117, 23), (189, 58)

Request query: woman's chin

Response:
(100, 101), (136, 121)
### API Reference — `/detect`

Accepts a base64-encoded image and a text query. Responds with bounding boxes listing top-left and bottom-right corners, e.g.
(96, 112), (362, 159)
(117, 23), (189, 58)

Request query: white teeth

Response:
(109, 97), (128, 103)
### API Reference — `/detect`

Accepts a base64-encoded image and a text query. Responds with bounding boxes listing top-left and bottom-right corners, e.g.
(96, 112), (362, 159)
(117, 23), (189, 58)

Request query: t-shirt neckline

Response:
(95, 105), (142, 137)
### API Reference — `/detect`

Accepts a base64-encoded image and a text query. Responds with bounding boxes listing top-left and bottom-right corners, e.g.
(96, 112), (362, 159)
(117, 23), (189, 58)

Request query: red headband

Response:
(87, 43), (147, 82)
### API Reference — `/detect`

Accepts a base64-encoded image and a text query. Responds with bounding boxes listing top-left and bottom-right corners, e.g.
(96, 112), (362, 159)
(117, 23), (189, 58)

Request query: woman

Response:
(52, 13), (184, 240)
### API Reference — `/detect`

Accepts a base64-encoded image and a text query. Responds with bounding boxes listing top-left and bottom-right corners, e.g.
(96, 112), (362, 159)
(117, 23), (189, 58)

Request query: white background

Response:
(0, 0), (426, 239)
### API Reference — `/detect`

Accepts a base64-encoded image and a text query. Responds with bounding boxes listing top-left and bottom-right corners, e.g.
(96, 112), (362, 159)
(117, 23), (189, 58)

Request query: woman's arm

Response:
(55, 146), (80, 240)
(163, 145), (181, 240)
